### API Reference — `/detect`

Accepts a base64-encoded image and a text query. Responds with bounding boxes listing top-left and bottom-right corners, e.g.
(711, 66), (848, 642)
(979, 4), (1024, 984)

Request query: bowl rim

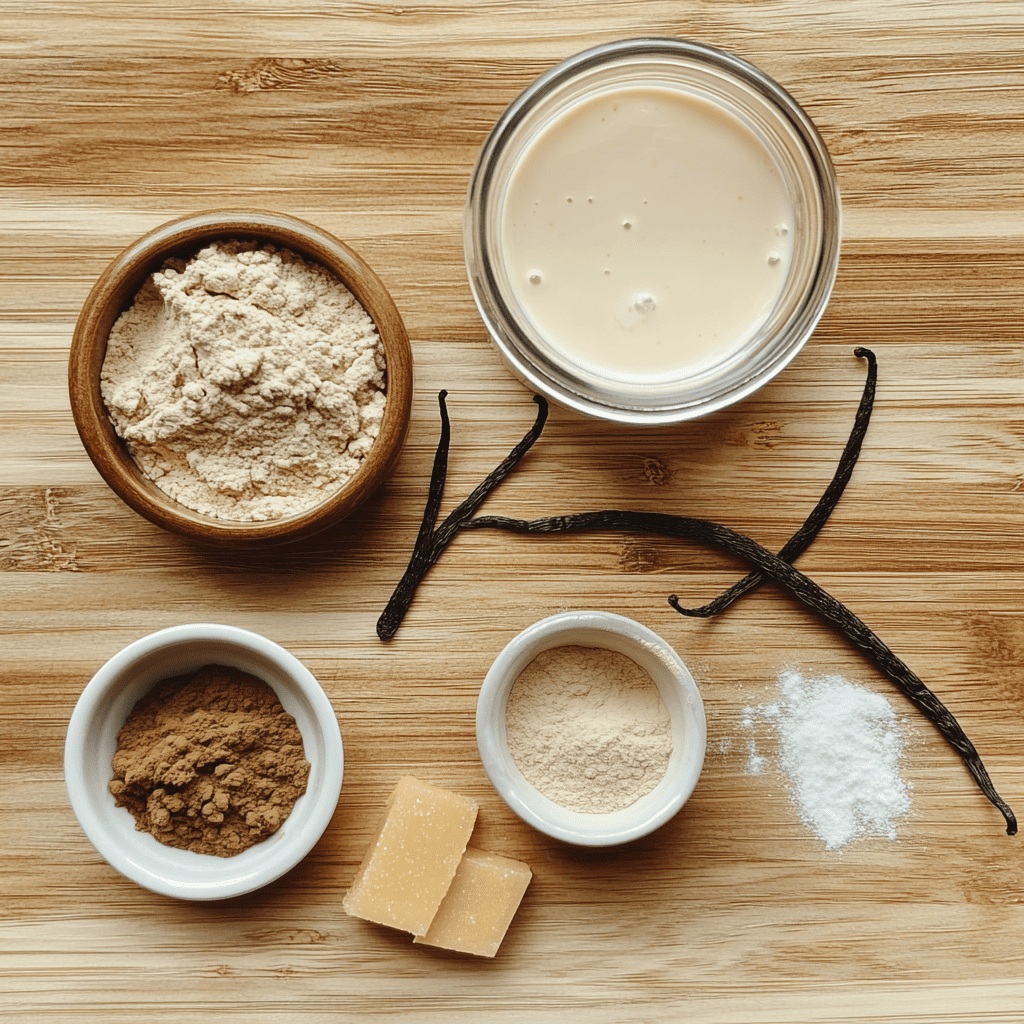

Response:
(63, 623), (344, 900)
(476, 610), (707, 846)
(68, 208), (413, 545)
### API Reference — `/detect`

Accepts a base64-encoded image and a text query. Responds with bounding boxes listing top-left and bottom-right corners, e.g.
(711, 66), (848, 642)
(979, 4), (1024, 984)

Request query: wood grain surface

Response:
(2, 2), (1023, 1021)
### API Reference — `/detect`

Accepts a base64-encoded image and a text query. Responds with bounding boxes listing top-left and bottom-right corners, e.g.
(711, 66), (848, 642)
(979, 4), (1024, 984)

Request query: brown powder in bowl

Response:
(108, 664), (311, 857)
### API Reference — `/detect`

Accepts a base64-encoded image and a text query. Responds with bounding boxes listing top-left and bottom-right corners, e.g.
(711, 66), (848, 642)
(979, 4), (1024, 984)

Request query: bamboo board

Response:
(2, 2), (1023, 1021)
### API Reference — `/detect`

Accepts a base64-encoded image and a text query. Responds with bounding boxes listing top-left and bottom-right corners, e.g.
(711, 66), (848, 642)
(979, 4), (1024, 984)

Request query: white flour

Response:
(101, 240), (386, 521)
(505, 645), (673, 813)
(743, 669), (912, 850)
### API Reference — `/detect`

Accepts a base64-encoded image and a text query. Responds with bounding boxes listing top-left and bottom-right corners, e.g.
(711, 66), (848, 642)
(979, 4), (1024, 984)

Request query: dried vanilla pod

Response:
(671, 346), (877, 618)
(377, 352), (1015, 835)
(376, 391), (548, 641)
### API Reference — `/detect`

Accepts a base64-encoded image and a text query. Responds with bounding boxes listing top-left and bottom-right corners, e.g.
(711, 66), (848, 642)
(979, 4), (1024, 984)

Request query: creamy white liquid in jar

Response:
(499, 85), (796, 380)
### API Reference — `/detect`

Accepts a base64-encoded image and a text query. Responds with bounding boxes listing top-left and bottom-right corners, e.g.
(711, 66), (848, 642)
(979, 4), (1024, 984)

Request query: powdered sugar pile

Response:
(743, 669), (912, 850)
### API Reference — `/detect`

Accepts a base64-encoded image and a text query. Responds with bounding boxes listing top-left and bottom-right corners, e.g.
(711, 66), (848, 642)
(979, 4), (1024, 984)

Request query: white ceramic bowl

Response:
(476, 611), (707, 846)
(64, 623), (343, 900)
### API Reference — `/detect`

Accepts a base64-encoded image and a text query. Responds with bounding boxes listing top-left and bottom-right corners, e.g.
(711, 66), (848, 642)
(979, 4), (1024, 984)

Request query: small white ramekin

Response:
(476, 611), (707, 846)
(64, 623), (343, 900)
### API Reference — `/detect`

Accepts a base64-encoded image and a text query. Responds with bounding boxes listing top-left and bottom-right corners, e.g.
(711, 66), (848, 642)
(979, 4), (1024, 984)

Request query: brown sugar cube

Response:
(413, 846), (533, 957)
(342, 776), (478, 936)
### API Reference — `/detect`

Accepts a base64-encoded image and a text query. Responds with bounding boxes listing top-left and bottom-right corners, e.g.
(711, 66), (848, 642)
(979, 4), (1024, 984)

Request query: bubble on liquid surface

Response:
(615, 291), (658, 330)
(528, 270), (543, 286)
(776, 223), (790, 237)
(767, 252), (781, 266)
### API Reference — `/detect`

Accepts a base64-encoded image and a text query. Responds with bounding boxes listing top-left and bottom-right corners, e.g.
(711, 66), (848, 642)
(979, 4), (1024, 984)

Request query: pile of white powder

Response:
(742, 669), (912, 850)
(101, 239), (387, 522)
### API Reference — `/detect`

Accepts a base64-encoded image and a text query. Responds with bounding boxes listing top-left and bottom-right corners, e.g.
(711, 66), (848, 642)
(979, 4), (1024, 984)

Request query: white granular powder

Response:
(101, 239), (386, 522)
(742, 669), (912, 850)
(504, 645), (673, 813)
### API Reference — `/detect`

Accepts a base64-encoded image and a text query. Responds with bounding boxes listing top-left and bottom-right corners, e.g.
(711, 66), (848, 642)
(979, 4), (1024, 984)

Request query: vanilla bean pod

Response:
(377, 370), (1014, 833)
(376, 392), (548, 641)
(463, 509), (1016, 835)
(671, 346), (877, 618)
(374, 390), (455, 640)
(416, 389), (454, 547)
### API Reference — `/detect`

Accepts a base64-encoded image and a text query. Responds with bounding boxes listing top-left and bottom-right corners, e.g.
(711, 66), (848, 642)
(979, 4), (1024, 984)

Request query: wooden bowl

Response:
(69, 210), (413, 546)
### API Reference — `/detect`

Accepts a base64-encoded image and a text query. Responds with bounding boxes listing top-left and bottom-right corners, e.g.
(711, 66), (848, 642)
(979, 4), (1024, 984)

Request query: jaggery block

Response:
(413, 846), (532, 957)
(342, 776), (478, 936)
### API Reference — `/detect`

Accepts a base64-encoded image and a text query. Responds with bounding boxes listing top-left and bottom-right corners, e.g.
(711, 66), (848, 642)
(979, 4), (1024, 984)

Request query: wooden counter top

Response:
(2, 2), (1023, 1020)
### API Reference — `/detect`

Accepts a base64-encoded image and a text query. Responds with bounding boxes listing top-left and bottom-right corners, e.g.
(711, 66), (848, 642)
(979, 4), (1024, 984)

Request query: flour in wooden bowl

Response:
(100, 239), (386, 522)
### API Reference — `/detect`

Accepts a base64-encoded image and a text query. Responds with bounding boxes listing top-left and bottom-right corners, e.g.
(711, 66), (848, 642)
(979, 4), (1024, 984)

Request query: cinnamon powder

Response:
(108, 664), (311, 857)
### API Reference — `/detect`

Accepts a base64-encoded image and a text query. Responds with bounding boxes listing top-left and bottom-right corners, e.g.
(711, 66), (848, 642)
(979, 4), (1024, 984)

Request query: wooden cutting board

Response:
(2, 2), (1023, 1021)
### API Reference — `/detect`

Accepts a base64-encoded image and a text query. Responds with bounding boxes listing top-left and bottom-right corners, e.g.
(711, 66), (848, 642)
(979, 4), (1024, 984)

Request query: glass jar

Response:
(464, 38), (841, 425)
